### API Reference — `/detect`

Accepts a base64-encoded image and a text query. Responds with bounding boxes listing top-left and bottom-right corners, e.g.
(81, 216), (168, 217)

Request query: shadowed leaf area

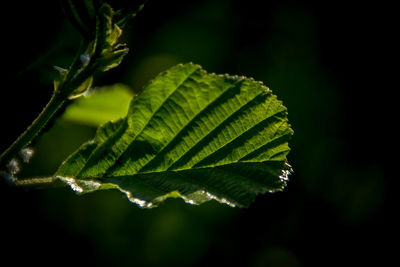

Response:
(56, 63), (293, 208)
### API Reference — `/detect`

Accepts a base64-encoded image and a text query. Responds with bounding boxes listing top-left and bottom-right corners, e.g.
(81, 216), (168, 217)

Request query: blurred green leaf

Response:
(55, 63), (293, 208)
(62, 84), (134, 127)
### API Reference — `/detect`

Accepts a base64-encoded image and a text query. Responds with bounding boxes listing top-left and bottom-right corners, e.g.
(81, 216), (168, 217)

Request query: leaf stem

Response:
(13, 177), (60, 188)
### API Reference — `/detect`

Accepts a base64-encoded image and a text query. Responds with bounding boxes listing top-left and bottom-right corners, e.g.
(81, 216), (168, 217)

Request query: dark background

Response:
(1, 0), (395, 266)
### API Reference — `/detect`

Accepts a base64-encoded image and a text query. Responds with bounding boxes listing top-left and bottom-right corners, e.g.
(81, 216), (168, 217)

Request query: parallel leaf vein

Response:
(192, 108), (286, 168)
(167, 89), (270, 170)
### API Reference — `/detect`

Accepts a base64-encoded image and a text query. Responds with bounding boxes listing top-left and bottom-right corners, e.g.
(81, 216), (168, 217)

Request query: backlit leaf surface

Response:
(56, 63), (293, 208)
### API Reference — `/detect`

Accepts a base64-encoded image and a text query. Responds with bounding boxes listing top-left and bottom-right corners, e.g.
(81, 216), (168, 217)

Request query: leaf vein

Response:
(167, 89), (270, 170)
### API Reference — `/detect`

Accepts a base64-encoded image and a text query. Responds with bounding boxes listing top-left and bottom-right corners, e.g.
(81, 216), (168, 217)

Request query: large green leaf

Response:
(55, 63), (293, 208)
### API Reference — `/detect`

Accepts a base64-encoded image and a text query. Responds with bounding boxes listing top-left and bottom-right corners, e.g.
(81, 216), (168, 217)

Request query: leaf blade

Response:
(56, 63), (293, 208)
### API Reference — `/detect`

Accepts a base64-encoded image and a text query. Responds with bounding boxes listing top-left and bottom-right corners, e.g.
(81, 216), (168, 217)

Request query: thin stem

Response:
(14, 177), (60, 188)
(1, 3), (127, 178)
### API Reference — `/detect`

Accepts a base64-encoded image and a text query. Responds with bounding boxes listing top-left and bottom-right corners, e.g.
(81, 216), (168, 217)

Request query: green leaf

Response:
(94, 44), (129, 72)
(55, 63), (293, 208)
(97, 4), (122, 51)
(53, 66), (69, 92)
(62, 84), (134, 127)
(69, 76), (94, 99)
(93, 3), (129, 72)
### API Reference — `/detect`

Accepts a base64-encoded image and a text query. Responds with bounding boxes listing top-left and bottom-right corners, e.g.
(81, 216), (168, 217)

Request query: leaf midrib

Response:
(82, 158), (286, 180)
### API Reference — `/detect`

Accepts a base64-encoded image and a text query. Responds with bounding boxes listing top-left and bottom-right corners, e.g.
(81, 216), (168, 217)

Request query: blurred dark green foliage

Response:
(1, 0), (392, 266)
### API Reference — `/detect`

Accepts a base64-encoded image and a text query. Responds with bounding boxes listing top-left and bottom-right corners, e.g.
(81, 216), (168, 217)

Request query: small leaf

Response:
(96, 4), (121, 53)
(93, 3), (129, 72)
(69, 76), (94, 99)
(94, 44), (129, 72)
(56, 63), (293, 208)
(62, 84), (134, 127)
(53, 66), (68, 91)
